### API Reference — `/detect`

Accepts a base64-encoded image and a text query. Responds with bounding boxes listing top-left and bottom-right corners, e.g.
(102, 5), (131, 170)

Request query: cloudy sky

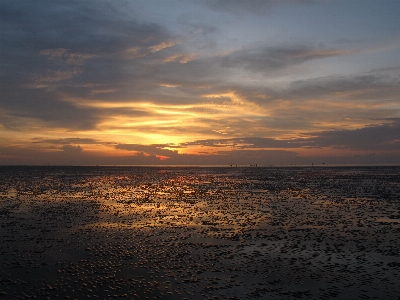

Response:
(1, 0), (400, 165)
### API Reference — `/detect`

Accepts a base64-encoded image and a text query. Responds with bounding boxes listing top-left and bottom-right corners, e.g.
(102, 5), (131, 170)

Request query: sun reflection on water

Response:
(1, 166), (400, 299)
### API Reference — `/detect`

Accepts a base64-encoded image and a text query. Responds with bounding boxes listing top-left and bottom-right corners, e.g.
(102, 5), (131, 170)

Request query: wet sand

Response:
(1, 166), (400, 299)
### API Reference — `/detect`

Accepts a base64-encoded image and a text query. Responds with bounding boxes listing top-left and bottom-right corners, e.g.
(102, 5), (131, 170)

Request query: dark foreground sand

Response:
(1, 166), (400, 299)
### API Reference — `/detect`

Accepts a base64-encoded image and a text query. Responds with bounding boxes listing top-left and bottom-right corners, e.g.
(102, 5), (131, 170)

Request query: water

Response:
(1, 166), (400, 299)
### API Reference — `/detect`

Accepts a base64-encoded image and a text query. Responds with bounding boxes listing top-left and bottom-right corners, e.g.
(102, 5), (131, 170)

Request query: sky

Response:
(1, 0), (400, 166)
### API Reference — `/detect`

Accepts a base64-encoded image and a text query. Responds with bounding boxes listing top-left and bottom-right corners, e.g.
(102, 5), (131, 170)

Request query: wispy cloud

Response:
(40, 48), (97, 65)
(221, 46), (351, 74)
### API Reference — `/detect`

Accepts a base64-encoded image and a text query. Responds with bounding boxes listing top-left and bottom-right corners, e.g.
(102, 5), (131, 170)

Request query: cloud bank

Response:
(1, 0), (400, 165)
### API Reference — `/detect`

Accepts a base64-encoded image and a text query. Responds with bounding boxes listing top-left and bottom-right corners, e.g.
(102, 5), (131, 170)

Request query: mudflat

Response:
(1, 166), (399, 299)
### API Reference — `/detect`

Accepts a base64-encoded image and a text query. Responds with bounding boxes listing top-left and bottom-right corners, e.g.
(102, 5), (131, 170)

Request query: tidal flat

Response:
(1, 166), (399, 299)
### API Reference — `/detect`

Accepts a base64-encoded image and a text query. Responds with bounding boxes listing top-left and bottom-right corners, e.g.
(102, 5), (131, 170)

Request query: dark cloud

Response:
(112, 147), (302, 166)
(309, 119), (400, 151)
(2, 144), (398, 166)
(0, 1), (166, 56)
(284, 73), (400, 100)
(181, 119), (400, 151)
(214, 149), (299, 165)
(221, 46), (348, 74)
(151, 45), (348, 89)
(61, 145), (83, 153)
(33, 138), (105, 145)
(181, 137), (315, 150)
(0, 84), (98, 130)
(202, 0), (313, 15)
(212, 70), (400, 128)
(0, 0), (177, 129)
(115, 144), (179, 159)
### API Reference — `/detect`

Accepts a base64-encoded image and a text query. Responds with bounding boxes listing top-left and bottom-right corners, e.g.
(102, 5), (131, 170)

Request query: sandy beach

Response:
(1, 166), (399, 299)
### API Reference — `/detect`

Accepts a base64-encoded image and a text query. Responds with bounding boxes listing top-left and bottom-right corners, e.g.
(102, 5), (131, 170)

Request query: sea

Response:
(1, 165), (399, 299)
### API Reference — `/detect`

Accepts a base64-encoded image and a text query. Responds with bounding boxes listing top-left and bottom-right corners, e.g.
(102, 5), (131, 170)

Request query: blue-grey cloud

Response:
(221, 46), (347, 74)
(202, 0), (313, 15)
